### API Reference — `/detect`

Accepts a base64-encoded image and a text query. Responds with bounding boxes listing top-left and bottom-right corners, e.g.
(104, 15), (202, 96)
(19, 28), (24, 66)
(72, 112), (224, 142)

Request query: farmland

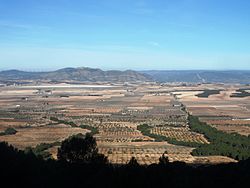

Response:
(0, 82), (249, 164)
(173, 84), (250, 136)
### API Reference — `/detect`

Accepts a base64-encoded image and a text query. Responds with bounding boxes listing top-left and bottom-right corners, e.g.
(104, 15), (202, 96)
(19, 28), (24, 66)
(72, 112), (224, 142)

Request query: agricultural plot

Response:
(98, 142), (235, 165)
(96, 125), (153, 142)
(174, 86), (250, 137)
(151, 127), (209, 144)
(204, 119), (250, 125)
(212, 125), (250, 136)
(0, 126), (89, 149)
(98, 142), (195, 164)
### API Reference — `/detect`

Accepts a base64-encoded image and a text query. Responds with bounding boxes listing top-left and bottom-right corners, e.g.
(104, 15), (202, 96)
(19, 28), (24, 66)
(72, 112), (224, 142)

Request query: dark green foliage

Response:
(230, 89), (250, 98)
(50, 117), (59, 122)
(0, 127), (17, 136)
(50, 117), (77, 127)
(137, 124), (203, 147)
(5, 128), (17, 135)
(131, 139), (144, 142)
(188, 115), (250, 160)
(60, 95), (69, 98)
(196, 90), (222, 98)
(80, 124), (99, 135)
(57, 133), (108, 164)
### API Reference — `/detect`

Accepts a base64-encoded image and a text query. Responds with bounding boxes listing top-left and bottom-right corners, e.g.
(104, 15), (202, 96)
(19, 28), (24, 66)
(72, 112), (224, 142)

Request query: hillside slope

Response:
(0, 67), (151, 82)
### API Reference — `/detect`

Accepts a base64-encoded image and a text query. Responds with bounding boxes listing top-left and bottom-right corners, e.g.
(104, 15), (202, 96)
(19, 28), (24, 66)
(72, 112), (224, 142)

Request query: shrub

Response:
(0, 128), (17, 136)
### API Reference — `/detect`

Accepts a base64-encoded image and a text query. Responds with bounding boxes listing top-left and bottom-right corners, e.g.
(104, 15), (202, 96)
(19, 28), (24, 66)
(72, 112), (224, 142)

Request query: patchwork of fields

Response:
(0, 82), (249, 164)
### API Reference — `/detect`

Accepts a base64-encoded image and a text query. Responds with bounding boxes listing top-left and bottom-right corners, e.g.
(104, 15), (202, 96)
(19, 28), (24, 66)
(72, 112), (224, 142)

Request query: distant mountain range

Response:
(0, 67), (151, 82)
(0, 67), (250, 84)
(141, 70), (250, 84)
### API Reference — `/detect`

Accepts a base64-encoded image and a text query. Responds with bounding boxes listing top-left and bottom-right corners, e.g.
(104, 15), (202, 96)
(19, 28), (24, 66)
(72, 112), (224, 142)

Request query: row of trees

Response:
(137, 124), (203, 147)
(50, 117), (99, 135)
(50, 117), (77, 127)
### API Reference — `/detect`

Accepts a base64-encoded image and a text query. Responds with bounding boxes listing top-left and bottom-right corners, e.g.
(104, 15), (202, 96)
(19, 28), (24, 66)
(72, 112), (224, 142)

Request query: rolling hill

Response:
(0, 67), (151, 82)
(1, 68), (250, 84)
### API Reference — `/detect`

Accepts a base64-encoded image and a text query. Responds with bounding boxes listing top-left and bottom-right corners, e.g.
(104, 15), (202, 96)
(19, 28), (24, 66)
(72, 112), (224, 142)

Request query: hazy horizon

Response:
(1, 66), (250, 72)
(1, 0), (250, 70)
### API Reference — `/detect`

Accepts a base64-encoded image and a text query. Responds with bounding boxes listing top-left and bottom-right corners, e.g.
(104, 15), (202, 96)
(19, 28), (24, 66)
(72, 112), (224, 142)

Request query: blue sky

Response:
(0, 0), (250, 70)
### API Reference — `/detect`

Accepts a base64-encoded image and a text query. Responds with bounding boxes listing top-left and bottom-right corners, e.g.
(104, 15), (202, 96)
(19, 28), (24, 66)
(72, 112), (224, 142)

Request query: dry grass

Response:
(212, 125), (250, 136)
(0, 126), (90, 149)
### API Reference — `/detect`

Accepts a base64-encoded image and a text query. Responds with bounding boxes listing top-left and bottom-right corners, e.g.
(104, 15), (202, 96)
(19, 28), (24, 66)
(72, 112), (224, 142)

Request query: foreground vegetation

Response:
(0, 134), (250, 188)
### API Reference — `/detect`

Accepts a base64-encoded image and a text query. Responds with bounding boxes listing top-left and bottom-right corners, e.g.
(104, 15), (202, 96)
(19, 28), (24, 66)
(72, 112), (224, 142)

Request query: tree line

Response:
(188, 115), (250, 160)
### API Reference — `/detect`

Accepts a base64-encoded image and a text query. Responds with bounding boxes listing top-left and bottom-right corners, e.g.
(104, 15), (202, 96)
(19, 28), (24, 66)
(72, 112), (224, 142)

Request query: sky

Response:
(0, 0), (250, 71)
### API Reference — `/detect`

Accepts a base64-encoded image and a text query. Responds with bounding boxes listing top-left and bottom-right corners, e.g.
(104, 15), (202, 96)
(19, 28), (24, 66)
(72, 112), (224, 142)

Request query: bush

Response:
(0, 128), (17, 136)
